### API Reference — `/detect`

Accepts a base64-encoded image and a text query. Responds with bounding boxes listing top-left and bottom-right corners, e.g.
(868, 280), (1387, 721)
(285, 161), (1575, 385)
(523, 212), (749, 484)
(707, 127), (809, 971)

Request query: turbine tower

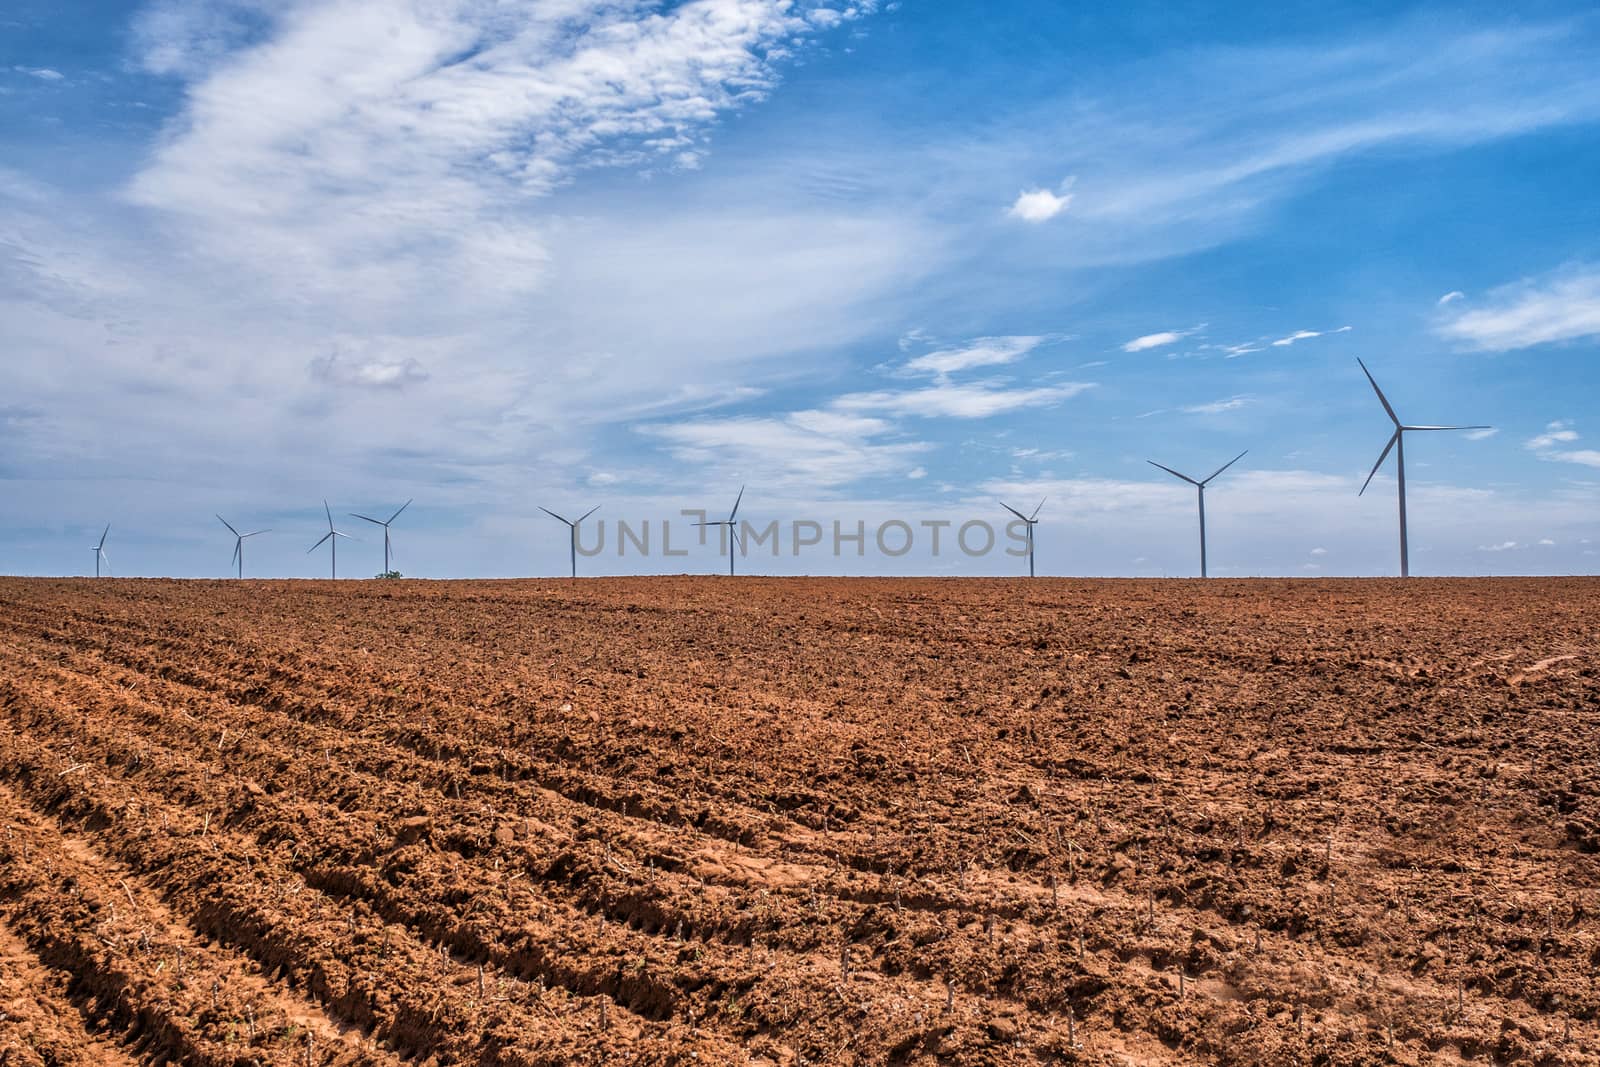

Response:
(1148, 450), (1248, 578)
(1357, 358), (1490, 578)
(306, 501), (355, 579)
(90, 524), (110, 578)
(217, 515), (269, 579)
(539, 505), (600, 578)
(350, 499), (411, 575)
(1000, 499), (1045, 577)
(694, 486), (745, 576)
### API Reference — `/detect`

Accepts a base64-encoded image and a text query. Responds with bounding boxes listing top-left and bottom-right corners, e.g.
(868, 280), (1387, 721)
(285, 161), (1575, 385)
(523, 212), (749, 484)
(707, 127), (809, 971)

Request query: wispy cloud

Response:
(900, 336), (1045, 380)
(1182, 394), (1254, 415)
(1526, 421), (1578, 450)
(1464, 428), (1499, 440)
(835, 381), (1094, 419)
(645, 409), (927, 488)
(1122, 324), (1203, 353)
(1271, 325), (1351, 347)
(1436, 264), (1600, 350)
(644, 330), (1092, 486)
(14, 66), (65, 82)
(1437, 290), (1465, 306)
(124, 0), (879, 305)
(1525, 420), (1600, 468)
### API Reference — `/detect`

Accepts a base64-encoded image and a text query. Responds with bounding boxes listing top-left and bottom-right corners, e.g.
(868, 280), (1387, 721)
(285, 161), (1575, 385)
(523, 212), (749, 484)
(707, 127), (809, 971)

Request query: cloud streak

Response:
(900, 335), (1046, 380)
(1122, 325), (1203, 353)
(1271, 325), (1351, 347)
(1436, 264), (1600, 350)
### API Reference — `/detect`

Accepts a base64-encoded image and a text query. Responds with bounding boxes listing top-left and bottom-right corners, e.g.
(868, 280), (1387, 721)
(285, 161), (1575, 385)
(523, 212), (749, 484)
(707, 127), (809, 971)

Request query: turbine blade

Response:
(387, 498), (412, 524)
(539, 506), (572, 526)
(728, 484), (745, 522)
(1403, 424), (1492, 431)
(97, 524), (110, 550)
(350, 513), (386, 525)
(577, 505), (600, 524)
(1357, 358), (1401, 427)
(1147, 460), (1199, 486)
(1030, 498), (1046, 521)
(1202, 449), (1249, 485)
(232, 541), (241, 565)
(1359, 431), (1399, 496)
(324, 500), (333, 528)
(308, 532), (333, 552)
(999, 502), (1029, 522)
(243, 530), (270, 538)
(216, 514), (239, 536)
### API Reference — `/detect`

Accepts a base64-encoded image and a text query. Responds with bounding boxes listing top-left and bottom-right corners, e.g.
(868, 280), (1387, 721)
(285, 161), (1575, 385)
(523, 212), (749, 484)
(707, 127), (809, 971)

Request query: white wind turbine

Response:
(350, 499), (411, 575)
(1148, 450), (1248, 578)
(306, 501), (356, 579)
(539, 505), (600, 578)
(1357, 358), (1490, 578)
(694, 486), (745, 576)
(1000, 499), (1045, 577)
(217, 515), (269, 579)
(90, 524), (110, 578)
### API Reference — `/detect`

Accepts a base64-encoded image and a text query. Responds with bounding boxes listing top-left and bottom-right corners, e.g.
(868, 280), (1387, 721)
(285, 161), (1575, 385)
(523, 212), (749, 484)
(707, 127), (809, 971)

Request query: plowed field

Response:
(0, 577), (1596, 1066)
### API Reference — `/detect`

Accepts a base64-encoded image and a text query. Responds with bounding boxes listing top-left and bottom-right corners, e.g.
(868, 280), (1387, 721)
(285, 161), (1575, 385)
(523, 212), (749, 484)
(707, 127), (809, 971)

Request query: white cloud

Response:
(1437, 290), (1465, 306)
(901, 336), (1044, 379)
(1526, 423), (1579, 450)
(1539, 538), (1556, 546)
(1524, 421), (1600, 469)
(1464, 427), (1498, 440)
(123, 0), (877, 307)
(1271, 325), (1352, 347)
(1123, 331), (1182, 352)
(15, 67), (65, 81)
(1436, 265), (1600, 350)
(1007, 180), (1075, 223)
(1310, 546), (1327, 555)
(834, 381), (1094, 419)
(1121, 324), (1204, 353)
(1479, 541), (1519, 552)
(1183, 394), (1253, 415)
(645, 409), (926, 488)
(906, 466), (927, 479)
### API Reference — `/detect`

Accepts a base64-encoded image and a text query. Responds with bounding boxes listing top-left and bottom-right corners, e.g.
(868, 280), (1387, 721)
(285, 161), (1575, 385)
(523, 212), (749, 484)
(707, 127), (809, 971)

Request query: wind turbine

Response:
(1000, 499), (1045, 577)
(1147, 450), (1248, 578)
(350, 499), (411, 575)
(306, 501), (355, 579)
(90, 524), (110, 578)
(694, 486), (745, 576)
(1357, 358), (1490, 578)
(216, 515), (269, 579)
(539, 505), (600, 578)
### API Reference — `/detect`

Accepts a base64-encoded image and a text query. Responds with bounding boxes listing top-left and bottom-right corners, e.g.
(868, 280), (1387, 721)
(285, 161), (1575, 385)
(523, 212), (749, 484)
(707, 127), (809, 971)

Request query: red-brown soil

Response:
(0, 576), (1596, 1066)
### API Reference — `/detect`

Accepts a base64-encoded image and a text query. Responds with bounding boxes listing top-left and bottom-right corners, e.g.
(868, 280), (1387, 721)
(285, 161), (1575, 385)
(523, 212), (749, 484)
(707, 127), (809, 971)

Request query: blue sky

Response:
(2, 0), (1598, 578)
